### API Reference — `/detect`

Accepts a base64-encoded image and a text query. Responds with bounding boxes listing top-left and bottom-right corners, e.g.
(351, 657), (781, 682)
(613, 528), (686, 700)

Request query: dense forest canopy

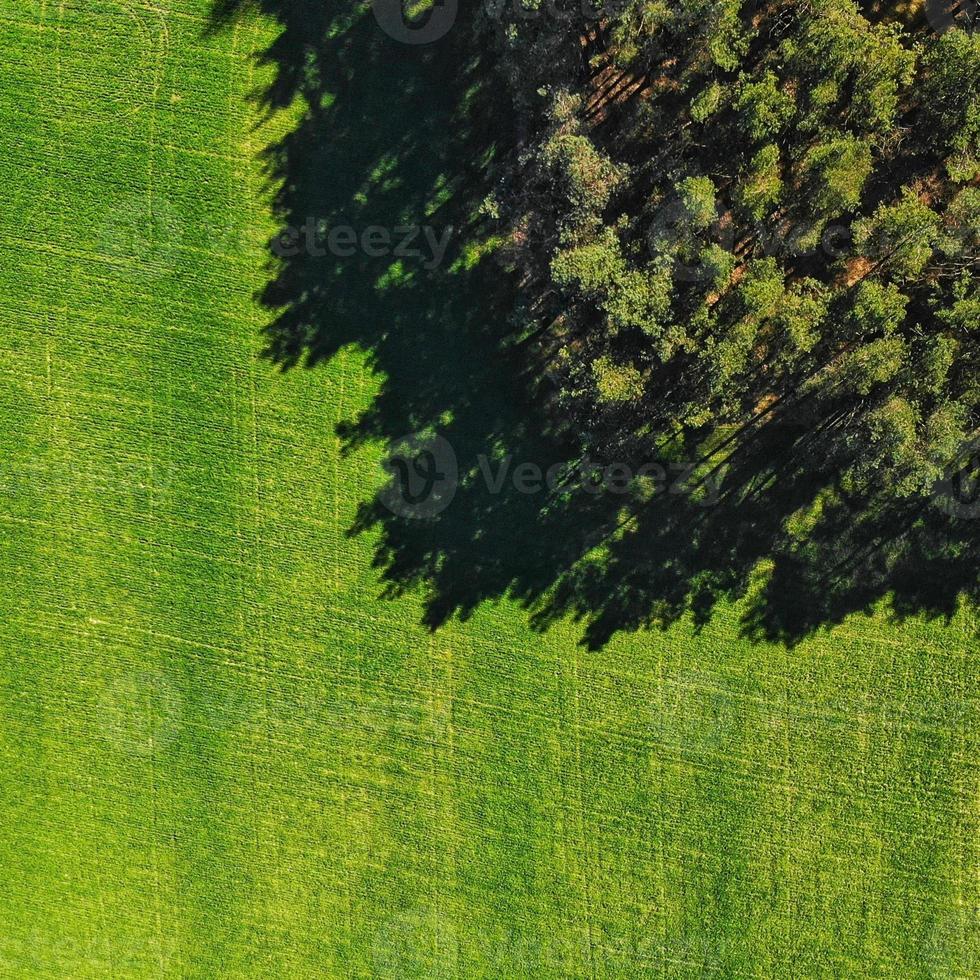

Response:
(242, 0), (977, 640)
(419, 0), (980, 635)
(485, 0), (978, 469)
(467, 1), (980, 616)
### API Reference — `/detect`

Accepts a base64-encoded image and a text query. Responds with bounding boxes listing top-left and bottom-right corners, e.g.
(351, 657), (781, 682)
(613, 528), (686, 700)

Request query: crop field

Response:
(0, 1), (977, 977)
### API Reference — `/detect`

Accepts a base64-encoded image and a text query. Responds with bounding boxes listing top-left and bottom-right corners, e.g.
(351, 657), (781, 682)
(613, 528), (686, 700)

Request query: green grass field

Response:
(0, 2), (977, 976)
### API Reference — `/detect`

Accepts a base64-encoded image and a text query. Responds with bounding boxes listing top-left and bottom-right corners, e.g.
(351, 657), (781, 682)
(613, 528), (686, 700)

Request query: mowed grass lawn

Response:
(0, 1), (977, 976)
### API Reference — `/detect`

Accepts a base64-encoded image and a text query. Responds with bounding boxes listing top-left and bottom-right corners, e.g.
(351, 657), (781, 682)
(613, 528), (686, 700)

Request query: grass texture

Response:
(0, 2), (977, 976)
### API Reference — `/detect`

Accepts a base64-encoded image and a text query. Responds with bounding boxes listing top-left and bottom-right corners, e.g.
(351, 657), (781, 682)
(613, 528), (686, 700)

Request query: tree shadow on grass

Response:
(208, 1), (978, 649)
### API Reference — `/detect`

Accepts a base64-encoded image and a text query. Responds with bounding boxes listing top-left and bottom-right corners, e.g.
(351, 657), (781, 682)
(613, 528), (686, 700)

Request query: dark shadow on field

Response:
(208, 2), (978, 649)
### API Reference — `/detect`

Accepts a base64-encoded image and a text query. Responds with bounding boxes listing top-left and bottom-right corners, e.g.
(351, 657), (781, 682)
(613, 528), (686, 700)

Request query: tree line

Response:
(475, 0), (978, 566)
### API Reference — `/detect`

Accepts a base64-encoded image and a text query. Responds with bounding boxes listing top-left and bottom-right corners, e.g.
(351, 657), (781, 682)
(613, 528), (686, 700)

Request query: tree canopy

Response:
(475, 0), (978, 624)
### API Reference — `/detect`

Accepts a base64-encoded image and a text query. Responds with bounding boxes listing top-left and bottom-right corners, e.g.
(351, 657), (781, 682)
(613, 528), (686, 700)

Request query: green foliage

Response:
(604, 262), (674, 337)
(737, 257), (785, 320)
(672, 0), (752, 70)
(541, 130), (625, 233)
(782, 0), (915, 134)
(4, 6), (979, 979)
(734, 72), (795, 142)
(491, 0), (979, 532)
(698, 242), (737, 291)
(943, 187), (980, 256)
(853, 189), (941, 281)
(592, 355), (645, 403)
(849, 395), (922, 495)
(920, 29), (980, 181)
(710, 313), (759, 389)
(737, 144), (783, 220)
(800, 135), (873, 218)
(846, 280), (909, 338)
(551, 228), (626, 299)
(938, 273), (980, 335)
(690, 81), (726, 123)
(677, 175), (717, 230)
(838, 336), (906, 395)
(846, 22), (915, 134)
(773, 279), (829, 356)
(918, 335), (959, 396)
